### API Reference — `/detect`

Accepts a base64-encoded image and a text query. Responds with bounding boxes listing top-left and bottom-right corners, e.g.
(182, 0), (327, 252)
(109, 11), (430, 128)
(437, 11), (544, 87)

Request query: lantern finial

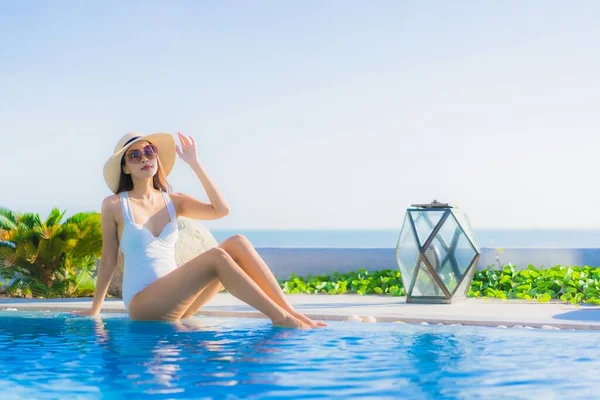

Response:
(410, 199), (451, 209)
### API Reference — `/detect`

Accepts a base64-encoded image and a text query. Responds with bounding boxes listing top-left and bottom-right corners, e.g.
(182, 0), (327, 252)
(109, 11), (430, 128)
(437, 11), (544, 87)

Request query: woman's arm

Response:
(73, 197), (119, 315)
(172, 132), (230, 220)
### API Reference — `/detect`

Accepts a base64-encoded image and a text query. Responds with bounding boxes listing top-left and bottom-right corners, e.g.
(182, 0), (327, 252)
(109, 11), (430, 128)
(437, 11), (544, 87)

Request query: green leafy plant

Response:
(281, 268), (405, 296)
(469, 264), (600, 305)
(0, 207), (102, 298)
(281, 268), (404, 296)
(280, 265), (600, 305)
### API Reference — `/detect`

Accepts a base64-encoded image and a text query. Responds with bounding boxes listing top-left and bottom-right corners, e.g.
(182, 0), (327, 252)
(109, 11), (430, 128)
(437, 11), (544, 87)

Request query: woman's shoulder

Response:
(167, 191), (193, 204)
(165, 191), (186, 213)
(167, 191), (183, 199)
(101, 194), (121, 215)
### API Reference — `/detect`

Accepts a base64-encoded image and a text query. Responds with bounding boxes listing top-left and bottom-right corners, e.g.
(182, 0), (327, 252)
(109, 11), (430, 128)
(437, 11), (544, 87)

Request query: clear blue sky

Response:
(1, 1), (599, 229)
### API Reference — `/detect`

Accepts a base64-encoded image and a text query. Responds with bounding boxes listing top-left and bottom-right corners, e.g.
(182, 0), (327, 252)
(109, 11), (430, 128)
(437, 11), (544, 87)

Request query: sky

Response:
(1, 0), (599, 230)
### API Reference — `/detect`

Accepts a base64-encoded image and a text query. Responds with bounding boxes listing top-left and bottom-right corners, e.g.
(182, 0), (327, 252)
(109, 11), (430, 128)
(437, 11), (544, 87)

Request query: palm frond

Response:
(65, 212), (99, 225)
(40, 224), (61, 240)
(15, 240), (38, 265)
(8, 276), (50, 298)
(71, 268), (96, 297)
(19, 213), (42, 229)
(0, 207), (18, 230)
(46, 208), (66, 227)
(1, 208), (103, 297)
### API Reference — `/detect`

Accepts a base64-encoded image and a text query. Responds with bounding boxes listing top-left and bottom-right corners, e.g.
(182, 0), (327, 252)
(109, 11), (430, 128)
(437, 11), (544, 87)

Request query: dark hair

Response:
(115, 141), (172, 194)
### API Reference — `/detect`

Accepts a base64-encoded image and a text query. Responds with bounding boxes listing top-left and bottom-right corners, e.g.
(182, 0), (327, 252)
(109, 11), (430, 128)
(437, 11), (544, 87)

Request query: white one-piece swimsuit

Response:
(119, 190), (179, 312)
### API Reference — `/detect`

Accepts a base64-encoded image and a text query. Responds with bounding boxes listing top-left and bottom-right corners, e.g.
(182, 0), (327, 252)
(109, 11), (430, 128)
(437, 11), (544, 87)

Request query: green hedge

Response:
(279, 265), (600, 305)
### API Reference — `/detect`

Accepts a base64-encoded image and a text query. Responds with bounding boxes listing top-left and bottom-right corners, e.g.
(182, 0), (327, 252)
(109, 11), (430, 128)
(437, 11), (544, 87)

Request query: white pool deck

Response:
(2, 294), (600, 331)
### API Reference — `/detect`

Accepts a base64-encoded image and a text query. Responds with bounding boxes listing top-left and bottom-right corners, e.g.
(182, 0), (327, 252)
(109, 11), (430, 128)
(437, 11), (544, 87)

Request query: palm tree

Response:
(0, 207), (102, 297)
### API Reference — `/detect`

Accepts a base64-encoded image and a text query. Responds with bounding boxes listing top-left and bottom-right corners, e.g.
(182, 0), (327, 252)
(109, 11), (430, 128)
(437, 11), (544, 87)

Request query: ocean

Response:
(210, 229), (600, 249)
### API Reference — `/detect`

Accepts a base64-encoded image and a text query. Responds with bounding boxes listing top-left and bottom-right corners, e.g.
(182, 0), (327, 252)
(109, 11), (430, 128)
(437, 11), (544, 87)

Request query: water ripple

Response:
(0, 312), (598, 399)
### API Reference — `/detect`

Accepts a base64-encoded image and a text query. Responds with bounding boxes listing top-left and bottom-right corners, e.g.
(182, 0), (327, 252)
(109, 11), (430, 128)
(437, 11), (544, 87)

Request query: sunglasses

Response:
(124, 144), (158, 164)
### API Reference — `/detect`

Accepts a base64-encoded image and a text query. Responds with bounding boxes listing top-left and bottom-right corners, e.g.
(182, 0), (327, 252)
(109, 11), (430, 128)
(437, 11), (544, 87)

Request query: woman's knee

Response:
(209, 247), (246, 277)
(206, 247), (236, 266)
(186, 248), (233, 279)
(226, 234), (250, 246)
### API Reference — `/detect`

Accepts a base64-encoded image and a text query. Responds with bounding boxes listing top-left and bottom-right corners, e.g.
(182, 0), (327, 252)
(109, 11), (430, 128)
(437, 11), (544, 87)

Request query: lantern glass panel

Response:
(451, 209), (478, 247)
(423, 213), (478, 294)
(411, 260), (444, 297)
(409, 210), (445, 246)
(455, 232), (478, 276)
(395, 214), (419, 287)
(437, 259), (460, 293)
(455, 261), (477, 297)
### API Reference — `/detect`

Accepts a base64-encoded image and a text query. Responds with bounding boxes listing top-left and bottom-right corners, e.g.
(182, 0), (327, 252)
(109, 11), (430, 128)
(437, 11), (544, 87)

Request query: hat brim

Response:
(103, 133), (176, 193)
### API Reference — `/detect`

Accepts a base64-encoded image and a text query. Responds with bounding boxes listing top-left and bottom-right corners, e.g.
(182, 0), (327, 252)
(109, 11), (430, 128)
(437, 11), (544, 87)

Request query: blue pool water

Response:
(1, 312), (599, 399)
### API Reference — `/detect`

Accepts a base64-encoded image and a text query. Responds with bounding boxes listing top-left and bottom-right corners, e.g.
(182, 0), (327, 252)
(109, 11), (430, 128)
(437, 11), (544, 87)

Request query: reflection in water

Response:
(2, 313), (600, 399)
(405, 331), (464, 399)
(86, 315), (297, 395)
(0, 313), (293, 395)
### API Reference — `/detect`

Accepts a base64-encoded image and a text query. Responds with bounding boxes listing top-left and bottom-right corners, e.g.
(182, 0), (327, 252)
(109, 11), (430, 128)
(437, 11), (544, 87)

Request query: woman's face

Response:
(122, 140), (159, 179)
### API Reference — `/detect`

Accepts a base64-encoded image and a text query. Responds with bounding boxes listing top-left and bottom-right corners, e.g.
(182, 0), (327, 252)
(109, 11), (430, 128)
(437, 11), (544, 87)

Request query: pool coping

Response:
(1, 294), (599, 331)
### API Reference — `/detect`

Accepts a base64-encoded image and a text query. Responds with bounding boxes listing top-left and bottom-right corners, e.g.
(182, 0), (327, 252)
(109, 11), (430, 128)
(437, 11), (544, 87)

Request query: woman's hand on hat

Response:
(175, 131), (199, 166)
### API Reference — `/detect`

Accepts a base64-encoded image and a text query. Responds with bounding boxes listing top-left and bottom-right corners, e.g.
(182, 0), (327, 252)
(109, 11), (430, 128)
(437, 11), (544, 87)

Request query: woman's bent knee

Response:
(187, 247), (236, 277)
(210, 247), (229, 257)
(189, 247), (230, 269)
(206, 247), (234, 264)
(205, 247), (243, 276)
(227, 234), (249, 244)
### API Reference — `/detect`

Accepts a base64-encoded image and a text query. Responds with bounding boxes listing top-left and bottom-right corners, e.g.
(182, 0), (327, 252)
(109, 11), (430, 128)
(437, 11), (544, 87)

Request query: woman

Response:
(72, 132), (325, 329)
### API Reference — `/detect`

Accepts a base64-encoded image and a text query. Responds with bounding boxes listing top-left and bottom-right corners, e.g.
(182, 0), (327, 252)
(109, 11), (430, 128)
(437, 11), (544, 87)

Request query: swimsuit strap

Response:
(119, 192), (136, 225)
(160, 191), (177, 222)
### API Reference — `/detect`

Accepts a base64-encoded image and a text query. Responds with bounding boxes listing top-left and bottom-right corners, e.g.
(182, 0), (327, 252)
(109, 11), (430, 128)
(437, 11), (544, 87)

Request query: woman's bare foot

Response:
(291, 311), (328, 327)
(273, 314), (312, 329)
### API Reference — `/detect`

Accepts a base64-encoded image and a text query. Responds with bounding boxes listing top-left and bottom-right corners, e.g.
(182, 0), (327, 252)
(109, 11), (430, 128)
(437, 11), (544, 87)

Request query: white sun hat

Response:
(103, 132), (176, 193)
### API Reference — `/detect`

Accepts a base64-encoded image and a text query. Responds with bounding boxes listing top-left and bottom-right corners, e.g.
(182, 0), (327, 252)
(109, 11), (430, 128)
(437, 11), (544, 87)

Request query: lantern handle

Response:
(410, 199), (451, 209)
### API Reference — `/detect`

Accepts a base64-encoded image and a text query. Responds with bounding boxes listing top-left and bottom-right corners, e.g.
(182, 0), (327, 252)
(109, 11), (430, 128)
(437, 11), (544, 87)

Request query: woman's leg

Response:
(127, 247), (311, 329)
(218, 234), (327, 327)
(181, 278), (222, 319)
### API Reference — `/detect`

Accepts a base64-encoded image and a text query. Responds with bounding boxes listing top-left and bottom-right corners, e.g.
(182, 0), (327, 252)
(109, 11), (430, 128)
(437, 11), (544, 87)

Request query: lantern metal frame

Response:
(395, 201), (481, 304)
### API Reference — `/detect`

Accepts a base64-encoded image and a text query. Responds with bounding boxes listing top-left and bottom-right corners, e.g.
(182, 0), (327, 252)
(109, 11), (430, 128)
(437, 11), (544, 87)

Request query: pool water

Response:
(0, 311), (599, 399)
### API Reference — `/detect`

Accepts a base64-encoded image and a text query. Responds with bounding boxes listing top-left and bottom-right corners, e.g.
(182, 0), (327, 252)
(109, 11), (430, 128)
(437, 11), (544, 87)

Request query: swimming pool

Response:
(0, 311), (598, 399)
